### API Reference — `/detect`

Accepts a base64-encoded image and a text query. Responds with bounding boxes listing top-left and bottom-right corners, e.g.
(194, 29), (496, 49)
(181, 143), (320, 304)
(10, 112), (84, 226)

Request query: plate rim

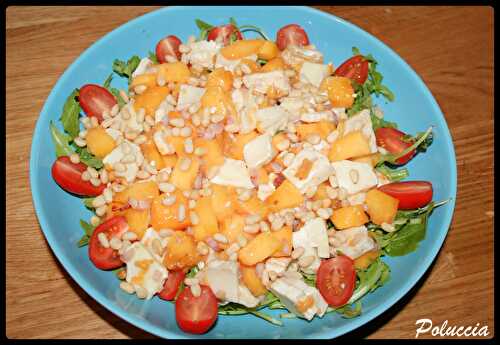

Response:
(29, 5), (457, 339)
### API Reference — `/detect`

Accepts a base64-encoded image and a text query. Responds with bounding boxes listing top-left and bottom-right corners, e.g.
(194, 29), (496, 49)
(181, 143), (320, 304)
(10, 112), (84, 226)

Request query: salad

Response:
(48, 18), (447, 334)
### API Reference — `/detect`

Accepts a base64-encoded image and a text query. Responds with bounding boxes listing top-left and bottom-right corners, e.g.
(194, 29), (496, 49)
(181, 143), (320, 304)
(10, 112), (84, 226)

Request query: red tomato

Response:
(317, 256), (356, 307)
(175, 285), (218, 334)
(158, 270), (186, 301)
(207, 24), (243, 46)
(78, 84), (117, 123)
(375, 127), (416, 165)
(88, 216), (129, 270)
(155, 35), (182, 63)
(334, 55), (369, 85)
(276, 24), (310, 50)
(378, 181), (433, 210)
(51, 156), (106, 196)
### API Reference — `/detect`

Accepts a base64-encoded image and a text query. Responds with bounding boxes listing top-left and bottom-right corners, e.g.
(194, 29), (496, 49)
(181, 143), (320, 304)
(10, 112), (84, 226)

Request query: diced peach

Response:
(256, 167), (269, 185)
(85, 126), (116, 159)
(223, 130), (259, 160)
(150, 191), (191, 230)
(235, 195), (269, 220)
(220, 39), (265, 60)
(211, 185), (236, 222)
(257, 41), (280, 61)
(161, 154), (178, 169)
(331, 205), (369, 229)
(365, 189), (399, 225)
(123, 208), (150, 239)
(267, 180), (304, 212)
(271, 132), (288, 151)
(114, 180), (159, 204)
(200, 86), (236, 117)
(240, 58), (261, 73)
(271, 226), (292, 257)
(354, 249), (381, 270)
(221, 214), (255, 246)
(193, 137), (224, 172)
(312, 182), (329, 201)
(260, 57), (285, 73)
(192, 196), (219, 241)
(206, 68), (234, 92)
(130, 73), (157, 89)
(169, 156), (200, 191)
(320, 76), (354, 108)
(328, 131), (372, 161)
(238, 232), (282, 266)
(240, 264), (268, 296)
(157, 62), (191, 83)
(296, 120), (336, 141)
(140, 136), (165, 170)
(163, 231), (201, 270)
(133, 86), (170, 116)
(351, 153), (381, 167)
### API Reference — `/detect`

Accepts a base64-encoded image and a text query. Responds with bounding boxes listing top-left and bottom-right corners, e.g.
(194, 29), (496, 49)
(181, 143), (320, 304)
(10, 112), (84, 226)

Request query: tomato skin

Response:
(378, 181), (433, 210)
(88, 216), (129, 270)
(175, 285), (218, 334)
(156, 35), (182, 63)
(375, 127), (416, 165)
(51, 156), (106, 196)
(78, 84), (117, 123)
(276, 24), (310, 50)
(316, 256), (356, 307)
(334, 55), (369, 85)
(158, 270), (186, 301)
(207, 24), (243, 46)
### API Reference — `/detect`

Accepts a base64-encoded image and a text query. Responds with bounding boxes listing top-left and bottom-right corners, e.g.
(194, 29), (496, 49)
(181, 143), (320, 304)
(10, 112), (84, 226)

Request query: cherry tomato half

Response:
(375, 127), (416, 165)
(78, 84), (117, 123)
(88, 216), (129, 270)
(207, 24), (243, 46)
(317, 256), (356, 307)
(378, 181), (433, 210)
(334, 55), (369, 85)
(158, 270), (186, 301)
(51, 156), (106, 196)
(175, 285), (218, 334)
(155, 35), (182, 63)
(276, 24), (310, 51)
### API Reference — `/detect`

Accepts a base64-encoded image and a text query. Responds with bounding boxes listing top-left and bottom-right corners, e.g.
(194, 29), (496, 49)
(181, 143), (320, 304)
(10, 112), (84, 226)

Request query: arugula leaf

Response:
(249, 310), (283, 326)
(384, 222), (426, 256)
(74, 146), (103, 169)
(257, 58), (268, 66)
(195, 19), (214, 40)
(371, 111), (398, 131)
(301, 272), (316, 287)
(148, 50), (159, 64)
(77, 219), (96, 247)
(103, 74), (113, 89)
(82, 197), (95, 209)
(376, 164), (409, 182)
(109, 87), (127, 108)
(186, 266), (199, 278)
(218, 301), (283, 326)
(50, 121), (74, 157)
(376, 126), (433, 166)
(229, 17), (238, 27)
(405, 131), (434, 153)
(59, 89), (81, 139)
(347, 258), (386, 304)
(238, 24), (270, 40)
(336, 301), (362, 319)
(112, 55), (141, 82)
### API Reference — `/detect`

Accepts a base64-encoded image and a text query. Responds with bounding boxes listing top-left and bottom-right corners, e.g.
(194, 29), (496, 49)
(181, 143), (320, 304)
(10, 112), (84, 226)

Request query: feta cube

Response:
(269, 275), (328, 320)
(330, 225), (377, 259)
(176, 84), (205, 111)
(265, 257), (292, 276)
(242, 70), (291, 96)
(257, 182), (275, 201)
(300, 110), (334, 123)
(105, 128), (122, 141)
(186, 40), (222, 69)
(140, 227), (168, 262)
(282, 148), (334, 194)
(255, 106), (290, 136)
(331, 160), (378, 195)
(231, 88), (258, 134)
(205, 260), (239, 302)
(211, 158), (254, 189)
(293, 218), (330, 259)
(299, 62), (330, 88)
(102, 140), (143, 183)
(243, 133), (276, 169)
(279, 97), (304, 122)
(281, 45), (323, 66)
(237, 284), (260, 308)
(132, 57), (153, 78)
(343, 109), (377, 153)
(125, 242), (168, 300)
(153, 130), (172, 155)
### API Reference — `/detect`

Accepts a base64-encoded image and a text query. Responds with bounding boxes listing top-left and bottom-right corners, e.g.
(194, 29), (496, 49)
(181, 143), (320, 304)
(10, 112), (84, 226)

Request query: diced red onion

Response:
(206, 237), (219, 251)
(129, 198), (151, 210)
(271, 162), (283, 173)
(273, 173), (286, 188)
(120, 248), (135, 263)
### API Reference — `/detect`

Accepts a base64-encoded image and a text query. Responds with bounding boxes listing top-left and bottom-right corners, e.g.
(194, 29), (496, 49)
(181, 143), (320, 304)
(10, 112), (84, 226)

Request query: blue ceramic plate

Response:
(30, 6), (457, 339)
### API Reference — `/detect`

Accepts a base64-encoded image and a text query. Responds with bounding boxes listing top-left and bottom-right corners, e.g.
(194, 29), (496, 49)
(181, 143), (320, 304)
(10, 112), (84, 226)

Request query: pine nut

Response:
(158, 183), (175, 193)
(349, 169), (359, 184)
(184, 277), (199, 286)
(268, 270), (278, 281)
(191, 284), (201, 297)
(162, 195), (176, 206)
(184, 138), (194, 154)
(109, 236), (122, 250)
(298, 255), (315, 267)
(103, 188), (113, 204)
(97, 232), (110, 248)
(119, 281), (135, 294)
(180, 126), (192, 137)
(190, 212), (199, 225)
(381, 222), (396, 232)
(90, 216), (101, 226)
(226, 243), (240, 255)
(135, 286), (148, 299)
(245, 214), (261, 225)
(99, 169), (109, 184)
(96, 205), (107, 217)
(197, 241), (209, 255)
(159, 228), (174, 238)
(188, 199), (197, 209)
(137, 170), (150, 179)
(177, 204), (186, 222)
(90, 178), (101, 187)
(237, 235), (248, 248)
(152, 238), (163, 256)
(69, 153), (80, 164)
(243, 224), (260, 234)
(81, 171), (91, 181)
(122, 231), (137, 241)
(259, 221), (270, 232)
(213, 233), (228, 243)
(291, 246), (305, 259)
(170, 118), (184, 127)
(92, 196), (106, 208)
(179, 157), (191, 171)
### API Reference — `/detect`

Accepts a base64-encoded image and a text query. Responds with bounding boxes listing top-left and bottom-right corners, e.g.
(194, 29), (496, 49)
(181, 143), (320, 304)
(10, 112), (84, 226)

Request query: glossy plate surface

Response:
(30, 6), (457, 339)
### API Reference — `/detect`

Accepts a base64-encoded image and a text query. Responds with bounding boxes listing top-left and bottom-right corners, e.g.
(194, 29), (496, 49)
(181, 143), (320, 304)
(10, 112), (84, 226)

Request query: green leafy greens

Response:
(50, 121), (75, 157)
(77, 219), (96, 247)
(112, 55), (141, 82)
(59, 89), (81, 139)
(375, 164), (409, 182)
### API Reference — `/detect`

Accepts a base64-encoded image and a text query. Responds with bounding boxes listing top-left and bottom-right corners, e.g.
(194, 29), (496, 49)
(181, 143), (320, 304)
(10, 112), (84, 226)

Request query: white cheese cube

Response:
(279, 97), (304, 122)
(132, 57), (153, 78)
(299, 62), (330, 88)
(242, 70), (291, 95)
(211, 158), (254, 189)
(231, 88), (258, 134)
(330, 225), (377, 259)
(237, 284), (260, 308)
(176, 84), (205, 111)
(300, 110), (334, 123)
(282, 148), (334, 194)
(105, 128), (122, 141)
(140, 227), (168, 262)
(153, 130), (171, 155)
(265, 257), (292, 276)
(281, 45), (323, 66)
(205, 260), (239, 303)
(293, 218), (330, 259)
(343, 109), (378, 153)
(254, 106), (289, 135)
(185, 40), (221, 69)
(243, 133), (276, 169)
(257, 182), (275, 201)
(125, 242), (168, 300)
(331, 160), (378, 195)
